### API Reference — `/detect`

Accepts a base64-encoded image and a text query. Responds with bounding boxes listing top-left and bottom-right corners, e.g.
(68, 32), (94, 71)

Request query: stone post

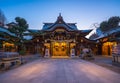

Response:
(44, 48), (50, 58)
(71, 48), (75, 58)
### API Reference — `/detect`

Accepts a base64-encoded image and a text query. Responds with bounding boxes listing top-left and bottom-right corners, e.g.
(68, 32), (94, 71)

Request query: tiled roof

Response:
(23, 35), (33, 40)
(28, 29), (39, 33)
(94, 26), (120, 40)
(42, 23), (78, 31)
(0, 37), (7, 40)
(42, 14), (78, 31)
(0, 26), (16, 36)
(81, 29), (93, 33)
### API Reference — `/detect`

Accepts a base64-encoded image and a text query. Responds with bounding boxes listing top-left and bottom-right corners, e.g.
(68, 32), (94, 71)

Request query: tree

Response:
(108, 16), (120, 28)
(100, 16), (120, 32)
(100, 21), (109, 32)
(8, 17), (28, 54)
(0, 9), (7, 26)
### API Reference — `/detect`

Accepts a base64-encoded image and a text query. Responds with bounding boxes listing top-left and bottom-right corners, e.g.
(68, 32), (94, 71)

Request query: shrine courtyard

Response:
(0, 58), (120, 83)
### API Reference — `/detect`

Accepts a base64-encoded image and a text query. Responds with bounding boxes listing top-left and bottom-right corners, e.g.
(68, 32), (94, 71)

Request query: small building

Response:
(0, 26), (17, 52)
(95, 27), (120, 56)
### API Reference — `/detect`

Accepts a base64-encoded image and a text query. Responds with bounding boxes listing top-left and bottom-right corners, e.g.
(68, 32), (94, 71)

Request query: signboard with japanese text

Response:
(112, 44), (120, 55)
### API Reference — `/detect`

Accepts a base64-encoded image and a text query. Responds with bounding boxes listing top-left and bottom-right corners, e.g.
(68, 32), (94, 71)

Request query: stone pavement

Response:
(0, 59), (120, 83)
(89, 56), (120, 74)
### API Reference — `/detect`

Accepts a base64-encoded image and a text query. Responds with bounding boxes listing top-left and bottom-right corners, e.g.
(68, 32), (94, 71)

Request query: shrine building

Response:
(24, 14), (96, 57)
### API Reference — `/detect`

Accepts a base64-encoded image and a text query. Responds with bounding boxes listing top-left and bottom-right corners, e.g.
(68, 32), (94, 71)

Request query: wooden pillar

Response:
(68, 42), (70, 56)
(50, 42), (52, 56)
(97, 43), (102, 55)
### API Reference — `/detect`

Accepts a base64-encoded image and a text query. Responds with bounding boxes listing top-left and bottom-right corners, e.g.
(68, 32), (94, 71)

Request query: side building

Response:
(95, 27), (120, 56)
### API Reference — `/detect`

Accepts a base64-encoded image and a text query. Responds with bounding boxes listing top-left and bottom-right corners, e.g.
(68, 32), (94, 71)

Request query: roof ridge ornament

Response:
(59, 13), (61, 17)
(57, 13), (63, 23)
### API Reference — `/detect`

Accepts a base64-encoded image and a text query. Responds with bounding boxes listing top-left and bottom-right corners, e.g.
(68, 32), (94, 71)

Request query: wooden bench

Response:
(0, 52), (22, 70)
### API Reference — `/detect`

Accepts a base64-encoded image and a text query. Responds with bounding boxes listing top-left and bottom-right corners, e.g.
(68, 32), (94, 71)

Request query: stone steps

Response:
(51, 56), (70, 59)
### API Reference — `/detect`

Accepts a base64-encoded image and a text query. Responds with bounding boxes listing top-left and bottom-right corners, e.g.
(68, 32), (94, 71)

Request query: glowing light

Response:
(3, 42), (14, 47)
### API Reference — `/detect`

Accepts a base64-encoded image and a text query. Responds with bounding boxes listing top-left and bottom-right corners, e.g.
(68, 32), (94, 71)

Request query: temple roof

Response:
(81, 29), (93, 33)
(94, 26), (120, 40)
(28, 29), (40, 33)
(0, 26), (15, 36)
(42, 14), (78, 31)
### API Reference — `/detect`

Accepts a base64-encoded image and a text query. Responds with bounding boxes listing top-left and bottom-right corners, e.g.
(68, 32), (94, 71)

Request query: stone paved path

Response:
(0, 59), (120, 83)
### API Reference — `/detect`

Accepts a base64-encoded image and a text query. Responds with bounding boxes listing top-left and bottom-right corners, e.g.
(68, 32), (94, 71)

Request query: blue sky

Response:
(0, 0), (120, 30)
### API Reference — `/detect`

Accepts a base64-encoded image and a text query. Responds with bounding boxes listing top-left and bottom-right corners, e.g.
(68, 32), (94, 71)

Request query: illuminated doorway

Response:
(52, 41), (68, 56)
(102, 42), (117, 56)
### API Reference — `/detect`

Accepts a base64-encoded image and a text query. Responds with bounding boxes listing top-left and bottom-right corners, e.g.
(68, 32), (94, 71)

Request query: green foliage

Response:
(100, 16), (120, 32)
(8, 17), (28, 53)
(108, 16), (120, 28)
(18, 44), (26, 55)
(8, 17), (28, 39)
(0, 42), (3, 48)
(19, 49), (26, 55)
(100, 21), (109, 32)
